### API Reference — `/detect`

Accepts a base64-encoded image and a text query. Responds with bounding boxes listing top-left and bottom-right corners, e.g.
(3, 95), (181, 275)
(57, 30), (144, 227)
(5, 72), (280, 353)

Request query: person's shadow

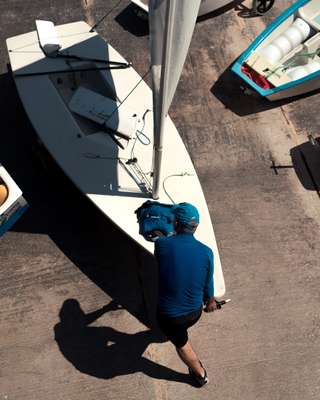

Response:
(54, 298), (191, 384)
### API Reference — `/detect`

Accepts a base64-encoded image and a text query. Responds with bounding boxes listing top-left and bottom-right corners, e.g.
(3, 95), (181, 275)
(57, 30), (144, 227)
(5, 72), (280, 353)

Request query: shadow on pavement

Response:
(196, 0), (243, 23)
(291, 138), (320, 195)
(211, 63), (320, 116)
(54, 298), (192, 384)
(0, 71), (39, 184)
(116, 0), (242, 31)
(115, 4), (149, 37)
(0, 71), (158, 329)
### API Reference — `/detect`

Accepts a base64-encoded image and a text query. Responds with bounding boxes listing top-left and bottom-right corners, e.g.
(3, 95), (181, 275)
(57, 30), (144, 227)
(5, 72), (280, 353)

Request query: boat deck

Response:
(1, 1), (320, 399)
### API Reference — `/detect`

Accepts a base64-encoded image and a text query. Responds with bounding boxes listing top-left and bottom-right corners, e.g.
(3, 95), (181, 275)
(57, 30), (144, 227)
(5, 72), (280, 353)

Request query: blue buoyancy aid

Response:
(135, 200), (175, 241)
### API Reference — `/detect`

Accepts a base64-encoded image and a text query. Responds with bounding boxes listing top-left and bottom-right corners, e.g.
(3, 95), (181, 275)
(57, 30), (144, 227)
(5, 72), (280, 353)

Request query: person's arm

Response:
(84, 300), (122, 325)
(203, 249), (217, 312)
(204, 297), (218, 312)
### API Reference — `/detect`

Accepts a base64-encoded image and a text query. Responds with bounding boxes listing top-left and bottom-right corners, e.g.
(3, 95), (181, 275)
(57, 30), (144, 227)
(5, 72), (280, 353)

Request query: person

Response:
(154, 202), (218, 387)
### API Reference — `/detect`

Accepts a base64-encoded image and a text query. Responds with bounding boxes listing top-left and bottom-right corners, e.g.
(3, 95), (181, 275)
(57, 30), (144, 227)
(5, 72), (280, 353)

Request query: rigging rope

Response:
(162, 172), (194, 204)
(105, 66), (151, 124)
(90, 0), (124, 32)
(130, 109), (151, 161)
(81, 106), (153, 195)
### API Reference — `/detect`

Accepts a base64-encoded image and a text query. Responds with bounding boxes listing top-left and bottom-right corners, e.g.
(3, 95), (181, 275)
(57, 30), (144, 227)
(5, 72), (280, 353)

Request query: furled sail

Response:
(149, 0), (201, 199)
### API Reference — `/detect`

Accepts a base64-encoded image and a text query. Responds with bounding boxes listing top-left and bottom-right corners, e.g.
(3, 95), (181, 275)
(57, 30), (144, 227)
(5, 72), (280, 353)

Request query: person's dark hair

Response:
(175, 220), (198, 234)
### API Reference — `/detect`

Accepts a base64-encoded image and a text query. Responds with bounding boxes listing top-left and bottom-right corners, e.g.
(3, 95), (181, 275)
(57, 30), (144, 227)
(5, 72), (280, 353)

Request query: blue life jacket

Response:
(135, 200), (175, 241)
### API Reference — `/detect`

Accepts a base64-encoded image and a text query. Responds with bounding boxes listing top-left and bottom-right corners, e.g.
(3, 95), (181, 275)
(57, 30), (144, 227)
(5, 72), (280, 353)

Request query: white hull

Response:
(6, 21), (225, 296)
(267, 74), (320, 100)
(131, 0), (234, 17)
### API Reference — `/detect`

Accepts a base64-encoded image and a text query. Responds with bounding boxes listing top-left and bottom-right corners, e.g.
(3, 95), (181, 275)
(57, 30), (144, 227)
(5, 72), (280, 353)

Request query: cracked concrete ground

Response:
(0, 1), (320, 399)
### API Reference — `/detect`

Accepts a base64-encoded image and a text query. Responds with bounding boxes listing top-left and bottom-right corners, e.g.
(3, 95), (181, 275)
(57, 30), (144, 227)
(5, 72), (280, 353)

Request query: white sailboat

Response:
(6, 1), (225, 296)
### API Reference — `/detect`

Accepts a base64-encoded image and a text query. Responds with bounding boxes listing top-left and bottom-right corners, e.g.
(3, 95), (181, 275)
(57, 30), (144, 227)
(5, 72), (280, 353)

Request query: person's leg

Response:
(157, 308), (207, 380)
(176, 340), (205, 377)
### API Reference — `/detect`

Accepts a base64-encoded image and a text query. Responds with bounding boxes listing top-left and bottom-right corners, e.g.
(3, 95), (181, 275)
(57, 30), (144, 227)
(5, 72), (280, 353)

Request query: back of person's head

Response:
(172, 202), (199, 233)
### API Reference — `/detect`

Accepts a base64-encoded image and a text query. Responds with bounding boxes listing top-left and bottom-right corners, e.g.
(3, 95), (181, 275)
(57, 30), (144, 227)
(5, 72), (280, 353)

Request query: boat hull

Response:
(6, 21), (225, 296)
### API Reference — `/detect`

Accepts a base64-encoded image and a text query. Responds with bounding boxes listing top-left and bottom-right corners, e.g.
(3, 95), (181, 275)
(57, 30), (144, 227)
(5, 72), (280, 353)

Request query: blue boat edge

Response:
(0, 202), (29, 237)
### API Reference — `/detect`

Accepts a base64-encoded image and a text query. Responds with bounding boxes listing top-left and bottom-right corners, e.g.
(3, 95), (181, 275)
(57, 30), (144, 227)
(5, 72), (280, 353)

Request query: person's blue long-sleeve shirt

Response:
(154, 233), (214, 317)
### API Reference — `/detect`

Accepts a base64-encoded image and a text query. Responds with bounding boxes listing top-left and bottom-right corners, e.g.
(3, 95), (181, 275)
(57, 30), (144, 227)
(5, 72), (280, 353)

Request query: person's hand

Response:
(102, 301), (122, 313)
(204, 297), (218, 313)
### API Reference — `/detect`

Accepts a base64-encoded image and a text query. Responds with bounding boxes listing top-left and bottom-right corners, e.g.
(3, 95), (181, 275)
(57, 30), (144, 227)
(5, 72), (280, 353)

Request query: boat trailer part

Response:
(308, 135), (320, 149)
(270, 159), (294, 175)
(251, 0), (275, 15)
(270, 151), (320, 198)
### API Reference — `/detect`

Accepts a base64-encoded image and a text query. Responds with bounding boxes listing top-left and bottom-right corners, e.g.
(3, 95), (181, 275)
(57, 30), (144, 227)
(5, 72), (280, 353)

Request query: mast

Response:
(151, 0), (172, 199)
(149, 0), (201, 200)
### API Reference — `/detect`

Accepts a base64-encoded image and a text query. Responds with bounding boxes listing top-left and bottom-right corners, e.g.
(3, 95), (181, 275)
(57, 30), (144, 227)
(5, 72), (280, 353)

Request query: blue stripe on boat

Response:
(0, 203), (29, 237)
(231, 0), (319, 98)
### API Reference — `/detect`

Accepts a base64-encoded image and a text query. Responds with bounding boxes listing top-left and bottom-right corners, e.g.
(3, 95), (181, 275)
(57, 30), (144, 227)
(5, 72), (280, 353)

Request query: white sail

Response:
(149, 0), (201, 198)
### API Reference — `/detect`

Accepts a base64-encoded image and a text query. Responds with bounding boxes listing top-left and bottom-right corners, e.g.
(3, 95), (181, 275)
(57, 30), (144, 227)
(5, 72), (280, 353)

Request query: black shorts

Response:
(157, 307), (202, 348)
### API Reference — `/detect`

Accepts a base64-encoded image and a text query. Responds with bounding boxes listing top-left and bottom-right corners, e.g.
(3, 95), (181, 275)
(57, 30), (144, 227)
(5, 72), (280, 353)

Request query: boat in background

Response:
(0, 164), (28, 237)
(131, 0), (274, 17)
(6, 2), (225, 296)
(232, 0), (320, 101)
(131, 0), (235, 17)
